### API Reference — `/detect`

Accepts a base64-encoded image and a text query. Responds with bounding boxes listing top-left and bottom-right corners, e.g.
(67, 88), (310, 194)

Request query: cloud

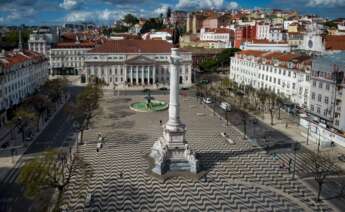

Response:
(176, 0), (224, 10)
(306, 0), (345, 7)
(65, 9), (127, 22)
(227, 1), (239, 9)
(59, 0), (83, 10)
(176, 0), (240, 10)
(0, 0), (58, 24)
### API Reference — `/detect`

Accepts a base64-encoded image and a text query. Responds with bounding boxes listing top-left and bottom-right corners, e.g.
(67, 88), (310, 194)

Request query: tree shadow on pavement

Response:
(196, 148), (263, 172)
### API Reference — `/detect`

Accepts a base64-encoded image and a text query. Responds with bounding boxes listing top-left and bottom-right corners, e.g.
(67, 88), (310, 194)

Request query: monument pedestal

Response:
(150, 124), (198, 175)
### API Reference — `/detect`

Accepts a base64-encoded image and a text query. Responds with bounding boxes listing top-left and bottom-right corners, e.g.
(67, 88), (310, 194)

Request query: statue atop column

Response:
(172, 24), (180, 48)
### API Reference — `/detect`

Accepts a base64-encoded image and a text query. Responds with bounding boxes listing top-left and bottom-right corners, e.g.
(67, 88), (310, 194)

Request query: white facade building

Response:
(269, 28), (288, 42)
(200, 28), (233, 48)
(28, 32), (56, 56)
(309, 53), (345, 132)
(0, 50), (49, 127)
(50, 40), (95, 75)
(230, 50), (311, 108)
(84, 40), (193, 89)
(242, 40), (291, 52)
(256, 23), (270, 40)
(142, 31), (172, 43)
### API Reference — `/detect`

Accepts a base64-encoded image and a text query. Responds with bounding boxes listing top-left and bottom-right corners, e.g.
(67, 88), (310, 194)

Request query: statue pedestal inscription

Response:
(150, 48), (198, 175)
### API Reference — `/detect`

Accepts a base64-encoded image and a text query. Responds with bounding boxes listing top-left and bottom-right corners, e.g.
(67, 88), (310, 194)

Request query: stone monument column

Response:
(166, 48), (181, 129)
(149, 48), (198, 175)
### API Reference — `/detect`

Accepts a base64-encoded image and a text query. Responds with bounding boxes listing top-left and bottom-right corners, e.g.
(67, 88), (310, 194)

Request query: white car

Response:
(220, 102), (231, 111)
(203, 97), (212, 104)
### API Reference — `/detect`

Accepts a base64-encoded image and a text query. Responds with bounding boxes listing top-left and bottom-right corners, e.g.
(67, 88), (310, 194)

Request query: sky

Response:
(0, 0), (344, 25)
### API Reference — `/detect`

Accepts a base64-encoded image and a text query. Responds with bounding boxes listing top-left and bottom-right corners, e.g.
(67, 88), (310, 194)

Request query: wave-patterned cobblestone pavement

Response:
(62, 95), (333, 211)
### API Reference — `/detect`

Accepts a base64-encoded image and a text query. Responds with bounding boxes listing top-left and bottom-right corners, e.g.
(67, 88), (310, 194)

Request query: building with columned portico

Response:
(84, 40), (193, 89)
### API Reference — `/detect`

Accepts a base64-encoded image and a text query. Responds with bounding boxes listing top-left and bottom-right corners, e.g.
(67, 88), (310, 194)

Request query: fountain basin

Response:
(130, 100), (168, 112)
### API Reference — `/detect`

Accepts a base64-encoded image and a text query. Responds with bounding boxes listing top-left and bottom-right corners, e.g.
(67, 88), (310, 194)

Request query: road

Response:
(0, 86), (82, 212)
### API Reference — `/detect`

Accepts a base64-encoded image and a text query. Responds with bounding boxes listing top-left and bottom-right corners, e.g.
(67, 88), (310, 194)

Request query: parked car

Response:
(220, 102), (231, 111)
(203, 97), (212, 104)
(159, 87), (168, 91)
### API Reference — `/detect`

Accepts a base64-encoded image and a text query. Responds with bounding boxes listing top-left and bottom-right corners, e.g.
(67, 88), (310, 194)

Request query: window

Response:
(319, 82), (323, 89)
(326, 84), (330, 90)
(325, 97), (329, 104)
(318, 94), (322, 102)
(312, 80), (316, 87)
(317, 107), (321, 114)
(323, 109), (328, 116)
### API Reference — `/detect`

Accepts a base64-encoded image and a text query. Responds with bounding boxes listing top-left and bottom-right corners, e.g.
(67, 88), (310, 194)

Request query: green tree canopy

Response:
(199, 48), (241, 72)
(123, 14), (139, 26)
(324, 21), (337, 29)
(18, 149), (92, 210)
(140, 18), (164, 34)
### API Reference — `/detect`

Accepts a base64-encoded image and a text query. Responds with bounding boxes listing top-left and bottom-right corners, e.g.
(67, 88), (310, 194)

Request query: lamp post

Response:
(306, 121), (310, 145)
(292, 142), (299, 180)
(317, 128), (321, 153)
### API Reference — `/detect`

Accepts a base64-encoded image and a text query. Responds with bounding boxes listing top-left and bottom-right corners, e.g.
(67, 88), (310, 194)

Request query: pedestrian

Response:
(97, 142), (101, 151)
(204, 175), (207, 182)
(96, 147), (99, 152)
(119, 171), (123, 178)
(159, 120), (162, 126)
(288, 159), (292, 173)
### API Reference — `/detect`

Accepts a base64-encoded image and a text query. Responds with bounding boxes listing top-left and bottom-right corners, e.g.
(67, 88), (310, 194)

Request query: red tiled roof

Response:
(88, 40), (173, 53)
(250, 39), (288, 44)
(238, 50), (311, 63)
(325, 35), (345, 50)
(204, 28), (232, 33)
(237, 50), (266, 57)
(55, 41), (96, 48)
(0, 50), (47, 69)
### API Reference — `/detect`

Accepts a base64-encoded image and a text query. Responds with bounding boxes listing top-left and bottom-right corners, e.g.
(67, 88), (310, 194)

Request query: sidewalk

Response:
(248, 109), (345, 171)
(0, 95), (70, 181)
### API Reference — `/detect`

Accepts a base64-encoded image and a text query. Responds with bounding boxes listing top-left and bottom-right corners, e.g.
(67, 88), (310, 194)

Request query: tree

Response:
(198, 48), (241, 72)
(24, 95), (50, 131)
(123, 14), (139, 26)
(42, 78), (68, 103)
(257, 88), (268, 114)
(215, 48), (241, 68)
(8, 106), (37, 143)
(276, 95), (287, 120)
(310, 153), (334, 202)
(140, 18), (164, 34)
(199, 59), (218, 72)
(76, 83), (103, 129)
(267, 91), (278, 125)
(17, 149), (92, 210)
(324, 21), (337, 29)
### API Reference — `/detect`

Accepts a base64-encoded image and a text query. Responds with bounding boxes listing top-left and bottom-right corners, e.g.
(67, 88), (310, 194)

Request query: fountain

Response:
(130, 89), (168, 112)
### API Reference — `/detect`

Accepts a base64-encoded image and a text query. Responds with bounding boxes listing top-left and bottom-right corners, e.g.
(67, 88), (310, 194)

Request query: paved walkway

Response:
(61, 94), (335, 211)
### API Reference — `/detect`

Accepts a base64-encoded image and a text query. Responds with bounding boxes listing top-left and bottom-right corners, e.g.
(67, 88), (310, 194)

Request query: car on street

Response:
(203, 97), (212, 104)
(159, 87), (168, 90)
(220, 102), (231, 111)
